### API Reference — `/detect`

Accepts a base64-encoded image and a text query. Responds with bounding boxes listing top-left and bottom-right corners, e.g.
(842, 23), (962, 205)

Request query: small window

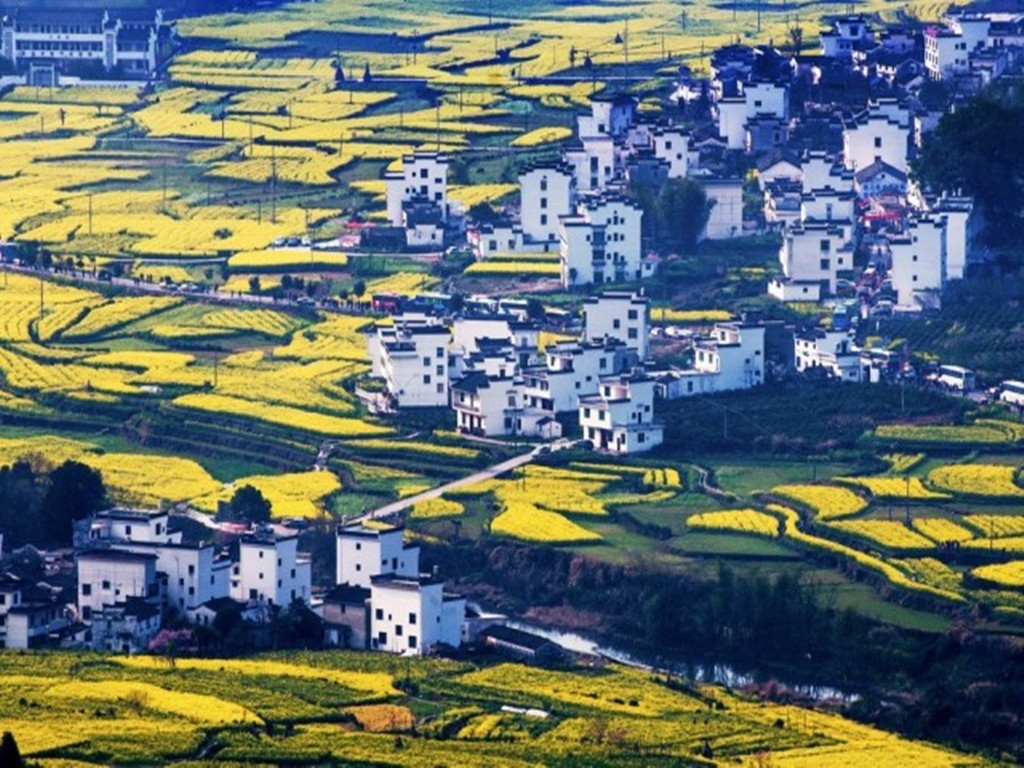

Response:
(101, 580), (110, 590)
(409, 612), (417, 625)
(409, 635), (418, 649)
(81, 584), (92, 596)
(376, 608), (384, 620)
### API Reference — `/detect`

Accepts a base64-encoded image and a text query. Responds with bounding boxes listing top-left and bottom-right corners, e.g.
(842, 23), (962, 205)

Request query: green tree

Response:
(914, 94), (1024, 244)
(229, 485), (272, 524)
(39, 461), (106, 547)
(248, 275), (262, 294)
(656, 178), (713, 252)
(468, 202), (500, 224)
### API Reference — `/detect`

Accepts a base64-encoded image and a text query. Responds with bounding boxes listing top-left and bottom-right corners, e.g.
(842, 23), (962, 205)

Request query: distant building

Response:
(368, 317), (450, 409)
(889, 215), (947, 310)
(229, 533), (311, 610)
(583, 292), (650, 359)
(519, 163), (576, 247)
(76, 549), (160, 623)
(579, 374), (664, 454)
(0, 5), (174, 78)
(559, 195), (645, 288)
(335, 522), (420, 590)
(369, 574), (465, 656)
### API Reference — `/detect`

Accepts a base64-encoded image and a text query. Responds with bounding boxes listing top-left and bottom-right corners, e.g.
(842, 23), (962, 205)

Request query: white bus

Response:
(1000, 380), (1024, 407)
(936, 365), (976, 392)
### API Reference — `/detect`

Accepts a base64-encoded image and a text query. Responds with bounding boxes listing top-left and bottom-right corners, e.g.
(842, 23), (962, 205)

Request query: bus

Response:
(936, 365), (976, 393)
(1000, 380), (1024, 407)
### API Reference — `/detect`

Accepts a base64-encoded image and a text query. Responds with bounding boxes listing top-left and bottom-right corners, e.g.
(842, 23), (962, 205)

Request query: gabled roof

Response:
(855, 159), (907, 183)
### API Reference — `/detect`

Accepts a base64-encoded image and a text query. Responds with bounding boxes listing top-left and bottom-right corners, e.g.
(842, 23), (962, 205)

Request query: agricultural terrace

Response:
(0, 651), (993, 767)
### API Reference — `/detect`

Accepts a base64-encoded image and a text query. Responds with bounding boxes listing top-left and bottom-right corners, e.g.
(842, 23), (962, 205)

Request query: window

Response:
(437, 383), (444, 393)
(628, 328), (638, 339)
(540, 214), (547, 226)
(436, 364), (444, 375)
(291, 569), (296, 578)
(409, 635), (418, 649)
(540, 197), (548, 209)
(423, 356), (431, 366)
(258, 572), (264, 580)
(540, 177), (548, 191)
(820, 258), (831, 270)
(249, 589), (258, 600)
(376, 608), (384, 620)
(820, 239), (831, 253)
(613, 319), (621, 329)
(188, 564), (195, 575)
(355, 542), (361, 551)
(420, 168), (428, 178)
(396, 624), (403, 637)
(627, 309), (638, 320)
(179, 578), (184, 587)
(101, 580), (110, 590)
(874, 136), (882, 148)
(125, 525), (132, 536)
(378, 631), (388, 645)
(81, 584), (92, 596)
(423, 374), (431, 384)
(356, 563), (362, 572)
(259, 551), (264, 559)
(409, 612), (417, 625)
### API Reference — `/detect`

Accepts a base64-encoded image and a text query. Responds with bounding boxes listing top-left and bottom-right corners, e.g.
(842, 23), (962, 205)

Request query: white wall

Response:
(583, 294), (649, 359)
(336, 527), (419, 588)
(520, 166), (574, 243)
(77, 555), (156, 621)
(890, 217), (947, 308)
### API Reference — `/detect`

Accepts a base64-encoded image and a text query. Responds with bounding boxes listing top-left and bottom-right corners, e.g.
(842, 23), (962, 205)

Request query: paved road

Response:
(356, 445), (545, 521)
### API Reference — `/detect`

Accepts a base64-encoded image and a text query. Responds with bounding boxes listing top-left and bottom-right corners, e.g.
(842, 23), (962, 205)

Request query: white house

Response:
(925, 15), (992, 79)
(757, 150), (802, 190)
(371, 319), (450, 408)
(77, 508), (178, 547)
(699, 177), (744, 240)
(559, 195), (644, 288)
(576, 93), (637, 139)
(520, 163), (576, 246)
(385, 151), (450, 226)
(564, 135), (617, 193)
(522, 340), (632, 414)
(583, 292), (650, 359)
(657, 322), (766, 398)
(820, 15), (874, 58)
(843, 100), (912, 173)
(889, 215), (947, 310)
(77, 549), (159, 623)
(651, 125), (697, 178)
(579, 374), (664, 455)
(336, 522), (420, 589)
(230, 533), (311, 611)
(90, 598), (161, 655)
(4, 601), (73, 650)
(770, 221), (851, 300)
(802, 151), (854, 195)
(931, 196), (976, 280)
(795, 329), (862, 381)
(854, 160), (908, 198)
(452, 371), (556, 438)
(715, 80), (789, 150)
(369, 574), (466, 656)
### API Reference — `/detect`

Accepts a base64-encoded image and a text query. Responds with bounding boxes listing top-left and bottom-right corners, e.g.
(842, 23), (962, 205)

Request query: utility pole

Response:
(38, 275), (44, 324)
(270, 145), (277, 224)
(88, 192), (93, 235)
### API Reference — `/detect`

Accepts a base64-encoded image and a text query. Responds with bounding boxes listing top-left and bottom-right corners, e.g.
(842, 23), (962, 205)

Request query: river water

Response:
(507, 619), (858, 703)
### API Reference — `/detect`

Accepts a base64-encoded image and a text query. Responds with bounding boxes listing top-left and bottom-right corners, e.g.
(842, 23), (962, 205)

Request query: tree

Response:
(788, 24), (804, 54)
(914, 93), (1024, 244)
(656, 178), (713, 252)
(449, 292), (466, 314)
(39, 461), (106, 547)
(1, 731), (24, 768)
(229, 485), (272, 524)
(362, 63), (372, 83)
(353, 280), (366, 302)
(468, 201), (500, 224)
(248, 275), (262, 294)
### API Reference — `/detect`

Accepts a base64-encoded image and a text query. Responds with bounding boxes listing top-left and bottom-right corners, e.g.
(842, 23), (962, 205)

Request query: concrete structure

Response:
(931, 197), (976, 280)
(795, 329), (862, 381)
(335, 522), (420, 589)
(385, 151), (450, 226)
(843, 100), (912, 173)
(90, 598), (161, 654)
(715, 80), (789, 150)
(230, 533), (311, 610)
(369, 574), (466, 655)
(579, 375), (663, 455)
(77, 549), (159, 623)
(820, 15), (874, 58)
(519, 163), (575, 246)
(583, 292), (650, 359)
(321, 584), (371, 649)
(656, 322), (766, 398)
(890, 215), (947, 310)
(651, 125), (697, 178)
(774, 221), (851, 297)
(559, 195), (644, 288)
(699, 177), (744, 240)
(522, 340), (632, 415)
(370, 319), (450, 408)
(925, 15), (992, 79)
(0, 6), (173, 76)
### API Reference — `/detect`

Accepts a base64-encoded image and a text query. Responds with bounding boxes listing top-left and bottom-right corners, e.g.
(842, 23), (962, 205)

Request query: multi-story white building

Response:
(77, 508), (178, 547)
(369, 319), (450, 408)
(699, 177), (744, 240)
(890, 215), (947, 310)
(576, 93), (637, 139)
(925, 15), (992, 79)
(564, 135), (617, 193)
(583, 292), (650, 359)
(842, 100), (912, 173)
(522, 340), (632, 414)
(519, 163), (576, 246)
(579, 374), (663, 455)
(715, 81), (789, 150)
(651, 125), (697, 178)
(819, 15), (874, 58)
(385, 151), (450, 226)
(657, 322), (766, 398)
(559, 195), (645, 288)
(769, 221), (851, 301)
(230, 533), (311, 610)
(77, 549), (159, 623)
(0, 6), (174, 76)
(452, 370), (556, 438)
(795, 329), (862, 381)
(336, 522), (420, 589)
(90, 598), (161, 655)
(931, 196), (976, 280)
(369, 574), (466, 656)
(802, 151), (854, 195)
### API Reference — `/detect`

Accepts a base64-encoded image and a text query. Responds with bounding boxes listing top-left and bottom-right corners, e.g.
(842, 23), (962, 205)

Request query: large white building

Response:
(931, 197), (977, 280)
(519, 163), (576, 246)
(229, 533), (311, 610)
(579, 374), (663, 455)
(795, 329), (862, 381)
(369, 574), (466, 656)
(769, 221), (851, 301)
(583, 292), (650, 359)
(715, 80), (789, 150)
(559, 195), (645, 288)
(385, 151), (450, 227)
(820, 15), (874, 58)
(369, 318), (450, 409)
(925, 15), (992, 79)
(0, 6), (173, 76)
(842, 100), (912, 173)
(522, 340), (632, 415)
(336, 522), (420, 589)
(77, 549), (159, 623)
(657, 322), (766, 398)
(889, 215), (947, 310)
